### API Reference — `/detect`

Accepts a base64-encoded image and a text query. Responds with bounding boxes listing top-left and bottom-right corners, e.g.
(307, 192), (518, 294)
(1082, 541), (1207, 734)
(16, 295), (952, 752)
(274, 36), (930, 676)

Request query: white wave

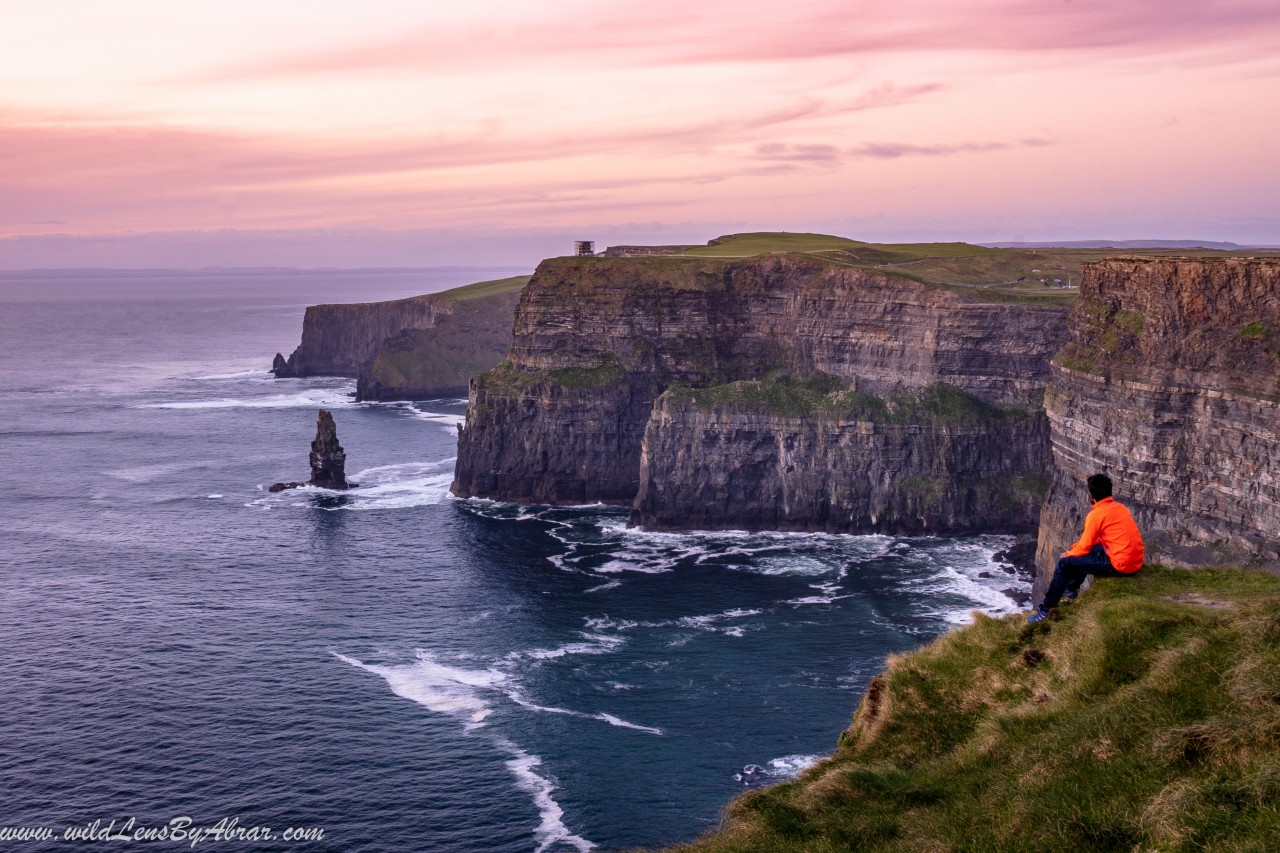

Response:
(583, 580), (621, 593)
(739, 555), (838, 577)
(254, 461), (456, 511)
(518, 633), (625, 661)
(142, 387), (356, 410)
(735, 753), (825, 785)
(191, 369), (271, 380)
(393, 403), (466, 432)
(498, 740), (595, 853)
(206, 494), (223, 499)
(592, 557), (675, 575)
(348, 471), (455, 510)
(583, 608), (761, 637)
(767, 754), (824, 778)
(676, 608), (762, 630)
(596, 713), (663, 735)
(893, 535), (1027, 624)
(582, 616), (640, 632)
(333, 651), (507, 730)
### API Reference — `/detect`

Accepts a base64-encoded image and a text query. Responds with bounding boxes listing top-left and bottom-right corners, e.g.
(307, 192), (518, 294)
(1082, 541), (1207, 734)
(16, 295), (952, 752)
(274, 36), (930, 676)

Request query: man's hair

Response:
(1087, 473), (1113, 501)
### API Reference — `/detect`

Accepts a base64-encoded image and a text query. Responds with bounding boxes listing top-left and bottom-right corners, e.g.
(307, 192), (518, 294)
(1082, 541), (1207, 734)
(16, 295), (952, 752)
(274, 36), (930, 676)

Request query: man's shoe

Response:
(1027, 608), (1051, 624)
(1063, 590), (1079, 602)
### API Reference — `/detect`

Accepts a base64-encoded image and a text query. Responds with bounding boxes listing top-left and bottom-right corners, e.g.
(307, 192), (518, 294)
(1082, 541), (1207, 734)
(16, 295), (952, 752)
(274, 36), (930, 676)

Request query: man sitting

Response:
(1028, 473), (1144, 623)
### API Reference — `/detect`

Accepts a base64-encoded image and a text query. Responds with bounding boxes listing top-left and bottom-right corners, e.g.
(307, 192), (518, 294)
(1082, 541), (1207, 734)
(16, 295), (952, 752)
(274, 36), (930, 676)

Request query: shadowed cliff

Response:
(1034, 258), (1280, 603)
(271, 274), (529, 400)
(452, 253), (1070, 533)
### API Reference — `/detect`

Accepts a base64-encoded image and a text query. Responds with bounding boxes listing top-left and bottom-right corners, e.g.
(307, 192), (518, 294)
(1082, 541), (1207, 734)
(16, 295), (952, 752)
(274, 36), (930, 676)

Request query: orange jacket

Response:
(1065, 497), (1144, 573)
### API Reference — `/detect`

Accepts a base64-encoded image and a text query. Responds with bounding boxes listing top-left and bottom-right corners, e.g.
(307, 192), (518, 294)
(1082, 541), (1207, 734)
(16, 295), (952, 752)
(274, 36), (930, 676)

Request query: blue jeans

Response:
(1041, 545), (1130, 609)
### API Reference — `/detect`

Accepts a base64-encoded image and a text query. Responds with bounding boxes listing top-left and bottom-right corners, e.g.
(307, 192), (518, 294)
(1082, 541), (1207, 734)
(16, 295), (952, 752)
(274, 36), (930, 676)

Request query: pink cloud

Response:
(187, 0), (1280, 82)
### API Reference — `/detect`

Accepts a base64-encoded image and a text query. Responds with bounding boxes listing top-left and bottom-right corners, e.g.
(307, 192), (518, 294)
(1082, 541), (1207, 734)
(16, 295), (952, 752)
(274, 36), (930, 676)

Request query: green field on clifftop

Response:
(646, 232), (1275, 305)
(436, 274), (532, 301)
(663, 566), (1280, 853)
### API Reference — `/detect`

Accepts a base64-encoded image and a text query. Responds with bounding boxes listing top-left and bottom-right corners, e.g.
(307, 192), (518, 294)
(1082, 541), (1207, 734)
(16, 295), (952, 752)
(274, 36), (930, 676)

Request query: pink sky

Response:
(2, 0), (1279, 267)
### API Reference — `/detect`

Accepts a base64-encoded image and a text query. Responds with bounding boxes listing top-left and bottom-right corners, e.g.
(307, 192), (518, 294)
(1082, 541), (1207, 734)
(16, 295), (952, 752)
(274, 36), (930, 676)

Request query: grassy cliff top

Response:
(640, 232), (1272, 305)
(664, 565), (1280, 852)
(665, 376), (1034, 422)
(436, 274), (532, 302)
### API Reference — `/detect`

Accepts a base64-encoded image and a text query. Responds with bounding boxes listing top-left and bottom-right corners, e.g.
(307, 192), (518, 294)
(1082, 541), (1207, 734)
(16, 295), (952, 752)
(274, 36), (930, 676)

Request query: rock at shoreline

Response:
(269, 409), (354, 492)
(993, 538), (1038, 580)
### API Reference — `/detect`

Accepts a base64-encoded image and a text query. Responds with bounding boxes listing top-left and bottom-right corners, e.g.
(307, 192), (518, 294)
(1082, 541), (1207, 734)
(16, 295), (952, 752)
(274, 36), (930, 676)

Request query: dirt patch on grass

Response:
(1166, 593), (1237, 609)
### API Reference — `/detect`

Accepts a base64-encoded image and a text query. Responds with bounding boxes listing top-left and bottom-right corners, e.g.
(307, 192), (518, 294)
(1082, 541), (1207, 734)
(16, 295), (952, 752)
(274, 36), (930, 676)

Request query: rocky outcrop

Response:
(272, 294), (452, 378)
(271, 276), (528, 401)
(270, 409), (352, 491)
(1035, 258), (1280, 602)
(308, 409), (350, 489)
(632, 381), (1052, 533)
(453, 255), (1070, 521)
(355, 290), (523, 401)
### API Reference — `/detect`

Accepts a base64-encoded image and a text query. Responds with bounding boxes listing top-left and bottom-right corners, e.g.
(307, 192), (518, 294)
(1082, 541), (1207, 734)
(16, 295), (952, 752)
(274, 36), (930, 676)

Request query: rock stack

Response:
(307, 409), (349, 489)
(269, 409), (353, 492)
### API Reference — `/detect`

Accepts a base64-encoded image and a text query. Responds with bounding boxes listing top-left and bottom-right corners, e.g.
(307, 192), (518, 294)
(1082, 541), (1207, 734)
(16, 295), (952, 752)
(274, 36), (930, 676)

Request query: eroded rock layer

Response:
(273, 294), (451, 378)
(632, 383), (1052, 534)
(1035, 258), (1280, 601)
(453, 255), (1070, 519)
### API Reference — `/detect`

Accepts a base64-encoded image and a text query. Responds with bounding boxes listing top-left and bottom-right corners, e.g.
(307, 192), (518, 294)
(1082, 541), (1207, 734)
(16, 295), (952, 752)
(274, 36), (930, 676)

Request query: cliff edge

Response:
(1035, 258), (1280, 602)
(453, 254), (1069, 533)
(272, 274), (529, 401)
(662, 565), (1280, 851)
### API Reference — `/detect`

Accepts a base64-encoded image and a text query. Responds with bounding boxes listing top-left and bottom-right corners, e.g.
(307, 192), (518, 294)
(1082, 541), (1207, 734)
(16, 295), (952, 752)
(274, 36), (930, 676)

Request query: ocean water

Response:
(0, 270), (1030, 851)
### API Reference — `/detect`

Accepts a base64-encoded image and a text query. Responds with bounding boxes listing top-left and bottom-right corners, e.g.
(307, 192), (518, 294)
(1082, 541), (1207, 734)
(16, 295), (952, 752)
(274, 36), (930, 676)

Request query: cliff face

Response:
(1035, 258), (1280, 601)
(273, 294), (450, 378)
(355, 290), (523, 401)
(271, 276), (529, 401)
(633, 382), (1051, 534)
(453, 255), (1069, 520)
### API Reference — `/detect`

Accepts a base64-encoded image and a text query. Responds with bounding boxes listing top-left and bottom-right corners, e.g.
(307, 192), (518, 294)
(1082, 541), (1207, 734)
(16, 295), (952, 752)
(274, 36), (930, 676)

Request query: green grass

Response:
(549, 354), (626, 389)
(661, 566), (1280, 852)
(679, 232), (874, 257)
(1240, 322), (1268, 339)
(666, 377), (1030, 423)
(436, 274), (532, 302)
(475, 354), (626, 395)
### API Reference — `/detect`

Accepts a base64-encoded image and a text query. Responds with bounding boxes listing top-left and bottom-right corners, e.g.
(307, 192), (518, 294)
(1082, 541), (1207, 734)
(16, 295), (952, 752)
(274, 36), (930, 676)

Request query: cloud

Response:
(846, 137), (1055, 160)
(185, 0), (1280, 82)
(753, 137), (1055, 165)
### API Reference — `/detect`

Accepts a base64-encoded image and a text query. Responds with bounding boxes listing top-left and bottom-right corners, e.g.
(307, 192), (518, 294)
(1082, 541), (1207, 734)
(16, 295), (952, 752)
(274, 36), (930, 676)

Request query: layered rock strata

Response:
(270, 409), (352, 491)
(632, 381), (1052, 534)
(453, 255), (1070, 526)
(356, 291), (523, 401)
(1034, 258), (1280, 601)
(272, 294), (451, 378)
(271, 278), (526, 401)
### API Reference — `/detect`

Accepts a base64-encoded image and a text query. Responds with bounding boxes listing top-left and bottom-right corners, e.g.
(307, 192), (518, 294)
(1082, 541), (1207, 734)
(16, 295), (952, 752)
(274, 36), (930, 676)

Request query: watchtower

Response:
(574, 240), (595, 257)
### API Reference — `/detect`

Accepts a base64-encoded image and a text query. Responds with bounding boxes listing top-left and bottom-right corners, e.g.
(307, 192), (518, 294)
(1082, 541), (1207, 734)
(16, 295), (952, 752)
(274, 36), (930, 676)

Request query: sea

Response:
(0, 268), (1030, 852)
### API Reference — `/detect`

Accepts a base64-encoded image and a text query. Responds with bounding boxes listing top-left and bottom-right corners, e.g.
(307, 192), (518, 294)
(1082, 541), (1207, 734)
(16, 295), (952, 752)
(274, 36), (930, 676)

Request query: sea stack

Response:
(308, 409), (349, 489)
(269, 409), (352, 492)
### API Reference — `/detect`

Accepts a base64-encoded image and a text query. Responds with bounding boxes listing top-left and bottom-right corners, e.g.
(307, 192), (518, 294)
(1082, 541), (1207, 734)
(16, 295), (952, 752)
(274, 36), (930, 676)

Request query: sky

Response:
(2, 0), (1279, 268)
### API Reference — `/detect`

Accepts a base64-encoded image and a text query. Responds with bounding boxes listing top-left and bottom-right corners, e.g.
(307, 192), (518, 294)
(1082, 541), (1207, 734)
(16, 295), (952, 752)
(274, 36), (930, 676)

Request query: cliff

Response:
(1035, 258), (1280, 602)
(271, 275), (529, 401)
(453, 254), (1069, 529)
(356, 287), (524, 401)
(662, 565), (1280, 851)
(633, 380), (1051, 534)
(272, 293), (450, 378)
